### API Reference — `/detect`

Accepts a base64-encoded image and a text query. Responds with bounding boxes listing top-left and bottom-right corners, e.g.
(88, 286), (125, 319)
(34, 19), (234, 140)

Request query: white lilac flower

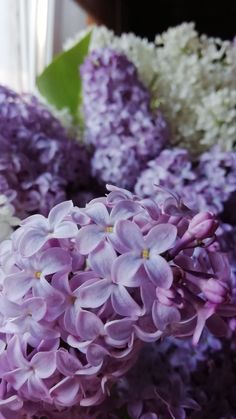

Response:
(88, 23), (236, 152)
(153, 23), (236, 151)
(0, 195), (19, 241)
(90, 26), (157, 89)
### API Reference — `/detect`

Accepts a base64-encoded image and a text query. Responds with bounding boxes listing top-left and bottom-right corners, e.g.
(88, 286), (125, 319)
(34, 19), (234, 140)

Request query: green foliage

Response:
(36, 31), (91, 123)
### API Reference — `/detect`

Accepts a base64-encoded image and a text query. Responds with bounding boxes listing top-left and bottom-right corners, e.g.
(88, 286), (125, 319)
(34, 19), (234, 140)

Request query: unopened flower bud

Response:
(203, 278), (229, 304)
(188, 212), (218, 240)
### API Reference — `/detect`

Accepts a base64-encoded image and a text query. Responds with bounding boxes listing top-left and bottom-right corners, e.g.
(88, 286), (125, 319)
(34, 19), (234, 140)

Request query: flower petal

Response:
(145, 255), (173, 289)
(113, 253), (142, 286)
(77, 278), (112, 308)
(54, 221), (78, 239)
(86, 344), (109, 366)
(76, 310), (104, 340)
(76, 224), (104, 254)
(22, 297), (46, 321)
(56, 349), (82, 376)
(88, 240), (117, 278)
(19, 229), (48, 257)
(32, 351), (56, 378)
(4, 273), (33, 301)
(116, 219), (144, 251)
(146, 224), (177, 253)
(50, 377), (80, 406)
(85, 202), (109, 225)
(27, 374), (50, 401)
(111, 200), (141, 222)
(0, 395), (23, 411)
(105, 318), (134, 341)
(112, 285), (142, 316)
(40, 248), (71, 276)
(152, 300), (181, 331)
(48, 201), (73, 228)
(3, 368), (31, 390)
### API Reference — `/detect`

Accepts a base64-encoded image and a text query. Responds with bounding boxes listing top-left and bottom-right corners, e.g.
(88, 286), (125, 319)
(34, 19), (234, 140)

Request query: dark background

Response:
(75, 0), (236, 40)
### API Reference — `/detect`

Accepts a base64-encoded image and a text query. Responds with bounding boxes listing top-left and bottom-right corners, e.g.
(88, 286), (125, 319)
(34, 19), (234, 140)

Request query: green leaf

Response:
(36, 31), (91, 123)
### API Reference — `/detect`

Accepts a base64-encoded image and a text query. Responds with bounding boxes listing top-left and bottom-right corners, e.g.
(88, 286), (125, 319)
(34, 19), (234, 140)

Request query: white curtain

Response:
(0, 0), (86, 92)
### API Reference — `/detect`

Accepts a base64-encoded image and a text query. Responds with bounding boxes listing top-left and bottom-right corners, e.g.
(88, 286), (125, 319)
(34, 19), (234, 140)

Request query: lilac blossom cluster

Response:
(80, 48), (169, 189)
(17, 335), (236, 419)
(0, 85), (91, 218)
(0, 185), (234, 417)
(23, 342), (199, 419)
(135, 146), (236, 218)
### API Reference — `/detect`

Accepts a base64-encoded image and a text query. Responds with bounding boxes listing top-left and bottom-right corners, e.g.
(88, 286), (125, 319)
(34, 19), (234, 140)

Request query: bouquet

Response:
(1, 21), (236, 418)
(0, 186), (234, 418)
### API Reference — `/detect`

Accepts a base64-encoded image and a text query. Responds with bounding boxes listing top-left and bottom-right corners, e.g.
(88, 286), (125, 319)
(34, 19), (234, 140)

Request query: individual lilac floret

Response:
(81, 48), (169, 188)
(0, 186), (234, 413)
(0, 85), (91, 218)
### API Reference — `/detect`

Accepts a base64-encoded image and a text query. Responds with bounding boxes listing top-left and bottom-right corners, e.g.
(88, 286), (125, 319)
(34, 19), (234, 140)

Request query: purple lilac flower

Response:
(28, 342), (199, 419)
(0, 186), (234, 415)
(80, 48), (169, 189)
(135, 146), (236, 217)
(135, 146), (236, 292)
(0, 85), (92, 218)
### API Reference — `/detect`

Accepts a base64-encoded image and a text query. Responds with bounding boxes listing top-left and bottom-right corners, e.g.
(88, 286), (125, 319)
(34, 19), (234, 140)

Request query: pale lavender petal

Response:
(34, 277), (64, 319)
(112, 285), (142, 316)
(140, 277), (156, 311)
(145, 255), (173, 288)
(77, 278), (112, 308)
(152, 300), (181, 331)
(48, 201), (73, 228)
(0, 297), (20, 317)
(19, 229), (48, 257)
(76, 310), (104, 340)
(64, 307), (77, 335)
(134, 325), (163, 342)
(192, 306), (215, 345)
(0, 395), (23, 411)
(146, 223), (177, 253)
(21, 297), (46, 321)
(30, 321), (60, 341)
(86, 344), (109, 366)
(105, 318), (134, 341)
(6, 336), (27, 368)
(54, 221), (78, 238)
(85, 202), (109, 225)
(76, 224), (104, 254)
(116, 219), (144, 250)
(76, 363), (103, 377)
(110, 200), (141, 222)
(21, 214), (48, 228)
(3, 368), (31, 390)
(27, 374), (50, 400)
(113, 253), (142, 286)
(32, 351), (56, 378)
(56, 349), (82, 376)
(88, 240), (117, 278)
(4, 273), (33, 301)
(40, 248), (71, 276)
(50, 377), (80, 406)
